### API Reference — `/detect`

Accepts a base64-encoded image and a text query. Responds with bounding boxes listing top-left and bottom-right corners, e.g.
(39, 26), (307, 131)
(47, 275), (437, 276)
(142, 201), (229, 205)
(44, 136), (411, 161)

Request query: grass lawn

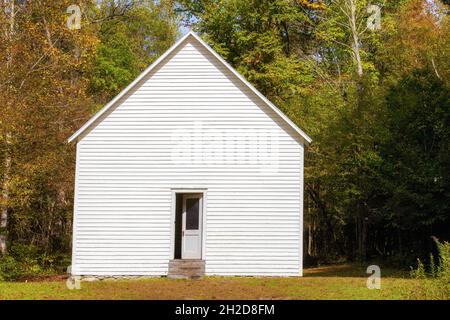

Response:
(0, 264), (427, 300)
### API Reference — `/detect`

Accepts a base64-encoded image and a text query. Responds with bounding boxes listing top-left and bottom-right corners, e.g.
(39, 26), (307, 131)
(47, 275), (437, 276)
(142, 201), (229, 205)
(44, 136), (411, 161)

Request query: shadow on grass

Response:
(304, 263), (410, 279)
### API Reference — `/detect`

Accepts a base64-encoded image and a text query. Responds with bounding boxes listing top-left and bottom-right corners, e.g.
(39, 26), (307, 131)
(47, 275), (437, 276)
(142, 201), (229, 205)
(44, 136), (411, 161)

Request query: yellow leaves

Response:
(382, 0), (448, 79)
(292, 0), (326, 11)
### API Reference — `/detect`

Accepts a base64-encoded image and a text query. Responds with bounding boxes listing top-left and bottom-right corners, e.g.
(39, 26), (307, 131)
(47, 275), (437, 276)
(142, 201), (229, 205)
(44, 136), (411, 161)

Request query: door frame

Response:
(170, 188), (207, 260)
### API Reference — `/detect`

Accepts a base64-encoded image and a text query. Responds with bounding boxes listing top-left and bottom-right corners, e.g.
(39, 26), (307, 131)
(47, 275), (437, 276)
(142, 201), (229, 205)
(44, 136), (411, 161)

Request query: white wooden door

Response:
(181, 194), (203, 259)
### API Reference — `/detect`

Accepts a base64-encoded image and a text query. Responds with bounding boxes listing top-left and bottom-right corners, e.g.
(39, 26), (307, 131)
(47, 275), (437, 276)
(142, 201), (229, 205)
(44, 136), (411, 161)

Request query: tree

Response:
(89, 0), (177, 103)
(0, 0), (177, 258)
(378, 68), (450, 260)
(0, 0), (98, 254)
(177, 0), (324, 100)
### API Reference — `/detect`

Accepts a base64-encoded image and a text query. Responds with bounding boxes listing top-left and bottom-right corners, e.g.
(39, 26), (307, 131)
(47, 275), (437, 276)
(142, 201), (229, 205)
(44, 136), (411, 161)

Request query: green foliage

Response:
(0, 244), (69, 281)
(89, 0), (177, 102)
(410, 239), (450, 299)
(380, 69), (450, 230)
(178, 0), (320, 99)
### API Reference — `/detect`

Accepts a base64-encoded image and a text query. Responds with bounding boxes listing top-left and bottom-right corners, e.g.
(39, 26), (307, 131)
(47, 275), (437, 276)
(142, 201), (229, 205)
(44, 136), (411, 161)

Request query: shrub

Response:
(0, 244), (70, 281)
(410, 238), (450, 300)
(0, 256), (25, 281)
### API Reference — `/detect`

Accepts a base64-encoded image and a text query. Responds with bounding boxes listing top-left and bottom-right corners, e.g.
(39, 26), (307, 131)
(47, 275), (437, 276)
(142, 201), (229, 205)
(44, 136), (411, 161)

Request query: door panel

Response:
(182, 194), (202, 259)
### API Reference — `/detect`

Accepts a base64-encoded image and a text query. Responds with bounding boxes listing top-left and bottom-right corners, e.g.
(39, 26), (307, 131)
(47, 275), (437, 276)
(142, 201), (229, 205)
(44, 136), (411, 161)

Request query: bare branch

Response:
(19, 38), (60, 90)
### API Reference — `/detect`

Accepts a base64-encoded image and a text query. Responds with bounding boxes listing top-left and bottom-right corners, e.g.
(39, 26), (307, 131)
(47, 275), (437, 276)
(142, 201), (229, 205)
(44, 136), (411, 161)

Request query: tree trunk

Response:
(0, 151), (10, 255)
(348, 0), (363, 77)
(361, 215), (367, 261)
(1, 0), (16, 256)
(308, 202), (313, 256)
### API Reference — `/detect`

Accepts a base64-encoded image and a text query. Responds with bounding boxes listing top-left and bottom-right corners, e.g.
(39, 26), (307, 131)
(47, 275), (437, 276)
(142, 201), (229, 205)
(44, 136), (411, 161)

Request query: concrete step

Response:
(168, 259), (205, 279)
(169, 262), (205, 267)
(169, 267), (205, 272)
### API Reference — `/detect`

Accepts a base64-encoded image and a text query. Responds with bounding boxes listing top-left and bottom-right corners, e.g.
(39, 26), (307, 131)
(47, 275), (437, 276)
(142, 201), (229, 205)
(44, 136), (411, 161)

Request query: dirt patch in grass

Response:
(16, 275), (67, 282)
(305, 263), (409, 278)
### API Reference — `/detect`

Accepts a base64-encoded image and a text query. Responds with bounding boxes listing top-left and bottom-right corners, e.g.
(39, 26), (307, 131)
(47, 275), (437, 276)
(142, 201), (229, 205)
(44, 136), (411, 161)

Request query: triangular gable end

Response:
(67, 31), (312, 145)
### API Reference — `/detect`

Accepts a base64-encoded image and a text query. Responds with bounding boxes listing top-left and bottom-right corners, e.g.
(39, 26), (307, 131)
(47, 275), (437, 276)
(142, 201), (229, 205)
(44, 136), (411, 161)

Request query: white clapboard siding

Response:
(72, 33), (305, 276)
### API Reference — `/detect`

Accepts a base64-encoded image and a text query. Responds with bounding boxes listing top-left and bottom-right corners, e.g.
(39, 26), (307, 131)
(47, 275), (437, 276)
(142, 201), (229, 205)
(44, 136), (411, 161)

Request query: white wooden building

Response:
(68, 31), (312, 278)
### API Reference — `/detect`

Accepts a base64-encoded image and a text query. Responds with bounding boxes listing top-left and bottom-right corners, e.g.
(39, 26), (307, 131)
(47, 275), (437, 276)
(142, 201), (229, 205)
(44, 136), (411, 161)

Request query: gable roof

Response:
(68, 31), (312, 144)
